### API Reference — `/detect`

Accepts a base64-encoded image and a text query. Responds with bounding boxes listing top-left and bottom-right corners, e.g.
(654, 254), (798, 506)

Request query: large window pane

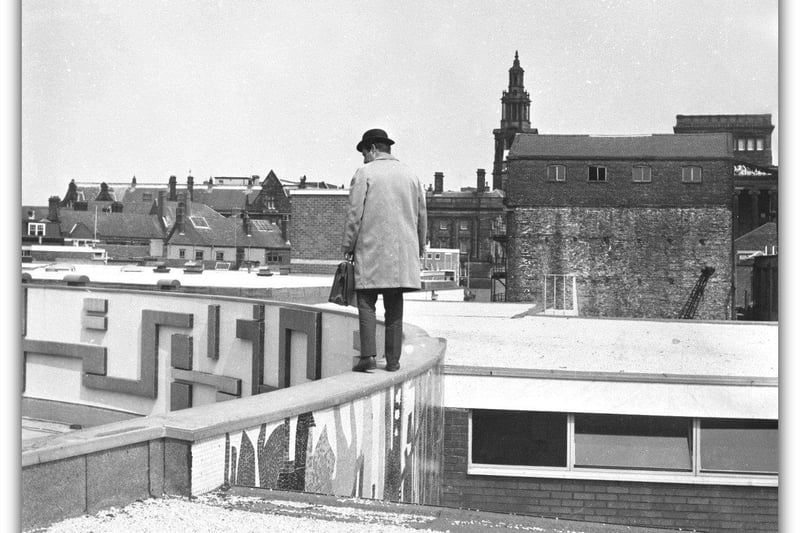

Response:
(700, 419), (778, 473)
(575, 414), (692, 471)
(472, 410), (567, 467)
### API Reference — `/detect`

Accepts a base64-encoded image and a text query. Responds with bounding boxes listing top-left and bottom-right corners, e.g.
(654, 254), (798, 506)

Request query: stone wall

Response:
(506, 206), (733, 319)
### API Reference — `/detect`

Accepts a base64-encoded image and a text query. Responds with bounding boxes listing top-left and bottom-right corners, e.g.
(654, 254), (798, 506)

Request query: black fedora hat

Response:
(356, 128), (395, 152)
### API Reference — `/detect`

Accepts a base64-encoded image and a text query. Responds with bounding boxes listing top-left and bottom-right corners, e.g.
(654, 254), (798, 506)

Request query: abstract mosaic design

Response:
(214, 367), (443, 505)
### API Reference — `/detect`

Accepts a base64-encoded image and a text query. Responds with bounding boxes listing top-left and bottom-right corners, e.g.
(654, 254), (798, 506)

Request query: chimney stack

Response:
(48, 196), (60, 223)
(242, 210), (251, 236)
(179, 192), (191, 217)
(157, 190), (166, 220)
(434, 172), (444, 194)
(168, 175), (177, 201)
(176, 202), (186, 235)
(207, 178), (213, 192)
(477, 169), (486, 192)
(129, 176), (137, 192)
(187, 175), (194, 201)
(110, 201), (123, 213)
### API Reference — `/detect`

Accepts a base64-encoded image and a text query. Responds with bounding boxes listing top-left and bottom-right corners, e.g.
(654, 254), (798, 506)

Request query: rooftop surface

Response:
(29, 487), (682, 533)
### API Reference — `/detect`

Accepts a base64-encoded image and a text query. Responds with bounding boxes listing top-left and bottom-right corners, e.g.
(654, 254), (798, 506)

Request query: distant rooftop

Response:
(509, 133), (732, 159)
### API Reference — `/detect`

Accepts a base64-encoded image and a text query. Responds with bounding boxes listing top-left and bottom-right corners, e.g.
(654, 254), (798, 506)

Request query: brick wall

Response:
(290, 191), (350, 274)
(506, 159), (732, 208)
(441, 409), (778, 533)
(505, 206), (733, 319)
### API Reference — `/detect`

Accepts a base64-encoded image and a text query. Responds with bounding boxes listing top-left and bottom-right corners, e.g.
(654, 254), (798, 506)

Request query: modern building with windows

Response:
(502, 132), (735, 319)
(434, 307), (778, 533)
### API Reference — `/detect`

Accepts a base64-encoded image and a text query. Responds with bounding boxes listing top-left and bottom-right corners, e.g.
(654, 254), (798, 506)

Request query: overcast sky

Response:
(20, 0), (779, 205)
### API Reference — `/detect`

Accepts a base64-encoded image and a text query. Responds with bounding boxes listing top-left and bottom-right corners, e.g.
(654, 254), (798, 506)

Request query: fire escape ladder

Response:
(678, 266), (715, 319)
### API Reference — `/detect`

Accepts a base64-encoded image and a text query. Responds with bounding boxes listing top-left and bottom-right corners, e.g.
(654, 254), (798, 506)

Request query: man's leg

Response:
(383, 289), (404, 371)
(354, 289), (378, 371)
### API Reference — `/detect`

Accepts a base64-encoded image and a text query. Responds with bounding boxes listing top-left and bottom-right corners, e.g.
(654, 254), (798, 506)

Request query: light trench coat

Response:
(341, 153), (427, 290)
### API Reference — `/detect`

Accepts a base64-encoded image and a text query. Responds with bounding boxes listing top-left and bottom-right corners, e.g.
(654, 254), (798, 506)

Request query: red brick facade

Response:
(289, 191), (350, 274)
(441, 409), (778, 533)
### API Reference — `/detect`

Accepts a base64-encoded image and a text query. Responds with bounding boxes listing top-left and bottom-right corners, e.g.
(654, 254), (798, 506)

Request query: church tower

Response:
(492, 51), (537, 190)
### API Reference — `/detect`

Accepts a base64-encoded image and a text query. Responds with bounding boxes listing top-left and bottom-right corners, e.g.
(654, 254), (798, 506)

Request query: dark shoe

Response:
(385, 362), (400, 372)
(353, 356), (376, 372)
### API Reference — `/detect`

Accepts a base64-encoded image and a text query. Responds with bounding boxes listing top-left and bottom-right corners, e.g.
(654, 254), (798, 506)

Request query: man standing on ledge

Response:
(342, 128), (428, 372)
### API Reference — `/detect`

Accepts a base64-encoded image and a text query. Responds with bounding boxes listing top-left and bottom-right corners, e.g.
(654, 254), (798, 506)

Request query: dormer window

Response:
(27, 223), (45, 236)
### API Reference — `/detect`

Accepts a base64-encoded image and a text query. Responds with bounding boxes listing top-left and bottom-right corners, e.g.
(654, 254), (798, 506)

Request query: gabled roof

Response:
(735, 222), (778, 251)
(509, 133), (733, 159)
(57, 209), (164, 240)
(167, 214), (288, 248)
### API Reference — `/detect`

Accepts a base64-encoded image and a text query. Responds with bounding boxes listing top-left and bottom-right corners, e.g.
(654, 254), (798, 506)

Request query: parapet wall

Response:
(21, 284), (445, 529)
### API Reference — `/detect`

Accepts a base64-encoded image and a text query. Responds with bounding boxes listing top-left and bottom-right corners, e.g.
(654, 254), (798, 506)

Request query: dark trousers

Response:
(356, 288), (404, 364)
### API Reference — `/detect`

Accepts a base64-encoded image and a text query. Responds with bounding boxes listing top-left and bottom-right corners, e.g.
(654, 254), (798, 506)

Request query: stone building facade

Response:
(504, 133), (735, 319)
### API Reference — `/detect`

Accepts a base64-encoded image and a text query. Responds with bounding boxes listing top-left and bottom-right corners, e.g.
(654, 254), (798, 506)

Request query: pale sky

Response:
(21, 0), (779, 205)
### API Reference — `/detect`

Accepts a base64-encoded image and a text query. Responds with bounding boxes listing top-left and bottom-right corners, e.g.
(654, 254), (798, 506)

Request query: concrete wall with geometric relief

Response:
(505, 206), (733, 319)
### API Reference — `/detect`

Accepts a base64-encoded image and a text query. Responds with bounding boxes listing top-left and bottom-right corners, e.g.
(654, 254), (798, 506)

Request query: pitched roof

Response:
(509, 133), (733, 159)
(167, 214), (288, 248)
(57, 210), (164, 240)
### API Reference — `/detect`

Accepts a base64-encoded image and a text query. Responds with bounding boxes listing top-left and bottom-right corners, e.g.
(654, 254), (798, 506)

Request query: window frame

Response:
(682, 166), (703, 183)
(215, 251), (225, 261)
(467, 410), (777, 487)
(631, 165), (652, 183)
(178, 249), (186, 259)
(194, 250), (204, 261)
(547, 164), (566, 182)
(588, 166), (607, 182)
(27, 222), (46, 236)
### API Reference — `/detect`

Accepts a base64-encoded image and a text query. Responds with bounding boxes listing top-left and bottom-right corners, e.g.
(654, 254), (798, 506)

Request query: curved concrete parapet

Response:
(21, 284), (445, 530)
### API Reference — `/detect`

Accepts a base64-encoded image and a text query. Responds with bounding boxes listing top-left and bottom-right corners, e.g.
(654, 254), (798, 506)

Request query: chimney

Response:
(48, 196), (60, 223)
(434, 172), (444, 194)
(242, 210), (251, 236)
(110, 201), (123, 213)
(157, 190), (166, 220)
(299, 175), (307, 189)
(187, 175), (194, 201)
(129, 175), (137, 192)
(280, 217), (288, 243)
(477, 169), (486, 192)
(176, 202), (186, 235)
(206, 178), (213, 192)
(168, 175), (177, 201)
(179, 192), (191, 217)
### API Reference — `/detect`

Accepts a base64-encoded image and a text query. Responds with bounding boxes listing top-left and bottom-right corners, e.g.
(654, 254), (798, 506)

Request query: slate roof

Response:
(120, 186), (258, 212)
(509, 133), (733, 159)
(166, 212), (288, 249)
(57, 209), (165, 240)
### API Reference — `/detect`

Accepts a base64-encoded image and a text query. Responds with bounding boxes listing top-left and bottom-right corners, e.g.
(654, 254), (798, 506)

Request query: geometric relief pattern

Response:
(278, 307), (322, 388)
(21, 339), (108, 393)
(236, 305), (270, 395)
(169, 333), (242, 411)
(82, 297), (108, 331)
(83, 309), (193, 398)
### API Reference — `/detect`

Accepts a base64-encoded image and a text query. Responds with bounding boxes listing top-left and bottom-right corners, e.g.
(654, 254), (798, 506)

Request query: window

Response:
(440, 221), (449, 230)
(142, 193), (153, 202)
(27, 223), (45, 236)
(178, 249), (186, 259)
(190, 216), (210, 229)
(632, 166), (652, 183)
(736, 137), (765, 152)
(682, 166), (702, 183)
(472, 410), (567, 467)
(547, 165), (566, 182)
(756, 138), (764, 151)
(469, 410), (777, 485)
(459, 221), (469, 231)
(746, 138), (755, 151)
(700, 419), (777, 474)
(215, 252), (224, 261)
(574, 414), (691, 471)
(267, 195), (276, 210)
(266, 252), (282, 263)
(195, 250), (204, 261)
(737, 138), (746, 151)
(588, 166), (607, 182)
